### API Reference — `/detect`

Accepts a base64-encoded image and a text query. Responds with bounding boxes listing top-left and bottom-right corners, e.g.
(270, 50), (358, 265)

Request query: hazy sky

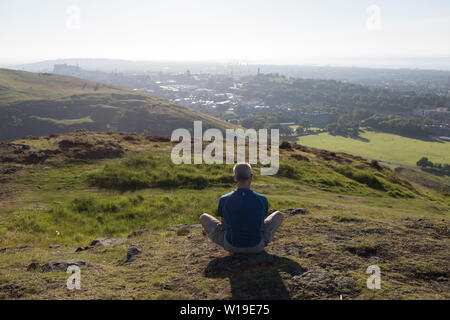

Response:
(1, 0), (450, 66)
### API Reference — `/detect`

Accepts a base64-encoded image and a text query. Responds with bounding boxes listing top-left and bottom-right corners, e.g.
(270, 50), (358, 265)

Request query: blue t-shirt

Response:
(217, 188), (269, 248)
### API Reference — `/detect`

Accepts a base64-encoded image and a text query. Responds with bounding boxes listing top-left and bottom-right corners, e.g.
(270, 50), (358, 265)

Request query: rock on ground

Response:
(40, 259), (87, 273)
(269, 208), (309, 216)
(292, 266), (357, 295)
(76, 237), (126, 252)
(126, 244), (142, 261)
(168, 224), (202, 231)
(281, 208), (309, 216)
(90, 238), (127, 247)
(26, 262), (40, 271)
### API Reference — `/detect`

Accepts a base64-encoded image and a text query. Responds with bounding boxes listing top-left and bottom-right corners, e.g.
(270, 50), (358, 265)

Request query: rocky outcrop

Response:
(269, 208), (309, 216)
(59, 139), (124, 160)
(90, 238), (126, 247)
(126, 245), (142, 261)
(168, 224), (202, 231)
(76, 237), (126, 252)
(40, 259), (87, 273)
(291, 266), (357, 295)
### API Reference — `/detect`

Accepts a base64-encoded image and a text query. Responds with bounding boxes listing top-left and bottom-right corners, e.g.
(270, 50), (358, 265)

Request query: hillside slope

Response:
(0, 68), (235, 141)
(0, 132), (448, 299)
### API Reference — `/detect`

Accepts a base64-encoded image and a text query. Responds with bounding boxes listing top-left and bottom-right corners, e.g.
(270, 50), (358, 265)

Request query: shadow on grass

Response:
(331, 129), (446, 143)
(328, 132), (371, 143)
(205, 252), (305, 300)
(368, 129), (446, 142)
(351, 135), (370, 143)
(421, 167), (450, 177)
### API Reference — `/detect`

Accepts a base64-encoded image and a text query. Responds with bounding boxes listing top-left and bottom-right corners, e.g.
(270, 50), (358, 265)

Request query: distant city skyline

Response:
(1, 0), (450, 69)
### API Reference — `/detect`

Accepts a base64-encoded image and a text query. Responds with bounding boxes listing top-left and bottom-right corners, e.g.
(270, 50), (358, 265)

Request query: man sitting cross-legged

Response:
(200, 162), (283, 254)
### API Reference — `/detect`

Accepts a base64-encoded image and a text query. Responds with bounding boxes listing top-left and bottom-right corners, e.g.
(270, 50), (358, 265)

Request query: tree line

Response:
(417, 157), (450, 175)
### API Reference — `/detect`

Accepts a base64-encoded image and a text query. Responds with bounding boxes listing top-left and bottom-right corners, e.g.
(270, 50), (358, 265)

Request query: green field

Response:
(299, 130), (450, 167)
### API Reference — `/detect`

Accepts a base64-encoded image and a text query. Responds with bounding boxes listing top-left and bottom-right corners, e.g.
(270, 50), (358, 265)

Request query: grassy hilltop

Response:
(0, 131), (448, 299)
(0, 68), (235, 141)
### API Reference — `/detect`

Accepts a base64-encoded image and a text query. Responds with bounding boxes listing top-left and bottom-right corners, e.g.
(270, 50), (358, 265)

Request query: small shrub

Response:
(335, 165), (384, 190)
(72, 197), (97, 213)
(278, 163), (297, 178)
(280, 141), (292, 150)
(176, 228), (190, 236)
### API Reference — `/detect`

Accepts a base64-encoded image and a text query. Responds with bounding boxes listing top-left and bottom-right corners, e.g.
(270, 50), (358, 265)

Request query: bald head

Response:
(233, 162), (252, 182)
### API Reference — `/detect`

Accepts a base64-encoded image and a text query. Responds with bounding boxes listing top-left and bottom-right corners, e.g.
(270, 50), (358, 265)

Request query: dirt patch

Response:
(0, 246), (33, 253)
(59, 139), (124, 160)
(291, 154), (310, 162)
(0, 132), (169, 166)
(403, 218), (450, 238)
(0, 165), (21, 175)
(0, 143), (58, 164)
(147, 135), (171, 142)
(291, 265), (358, 299)
(344, 244), (379, 258)
(0, 284), (25, 299)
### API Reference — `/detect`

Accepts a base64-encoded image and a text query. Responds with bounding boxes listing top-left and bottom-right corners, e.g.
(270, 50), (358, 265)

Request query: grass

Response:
(2, 190), (223, 246)
(0, 133), (448, 300)
(1, 139), (446, 247)
(88, 154), (235, 190)
(299, 130), (450, 167)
